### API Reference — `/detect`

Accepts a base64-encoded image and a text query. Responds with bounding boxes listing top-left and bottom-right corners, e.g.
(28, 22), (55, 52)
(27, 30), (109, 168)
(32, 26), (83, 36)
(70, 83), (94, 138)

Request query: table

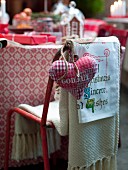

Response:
(0, 44), (68, 169)
(104, 17), (128, 29)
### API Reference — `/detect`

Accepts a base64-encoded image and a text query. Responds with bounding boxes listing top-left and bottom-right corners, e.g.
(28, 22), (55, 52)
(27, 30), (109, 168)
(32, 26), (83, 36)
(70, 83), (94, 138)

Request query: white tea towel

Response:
(11, 100), (61, 160)
(71, 36), (120, 123)
(59, 88), (119, 170)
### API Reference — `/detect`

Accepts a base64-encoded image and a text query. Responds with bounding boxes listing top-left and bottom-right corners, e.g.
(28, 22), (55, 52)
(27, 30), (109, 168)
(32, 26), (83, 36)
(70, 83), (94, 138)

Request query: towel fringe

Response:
(11, 129), (60, 161)
(67, 155), (117, 170)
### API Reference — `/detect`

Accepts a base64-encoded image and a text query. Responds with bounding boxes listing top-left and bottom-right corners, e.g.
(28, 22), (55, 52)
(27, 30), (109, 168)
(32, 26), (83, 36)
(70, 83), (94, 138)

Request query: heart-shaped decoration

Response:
(49, 56), (97, 99)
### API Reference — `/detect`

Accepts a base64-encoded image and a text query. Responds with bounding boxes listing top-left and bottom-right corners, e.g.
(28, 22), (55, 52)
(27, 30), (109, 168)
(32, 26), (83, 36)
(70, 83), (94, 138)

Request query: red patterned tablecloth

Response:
(0, 44), (68, 169)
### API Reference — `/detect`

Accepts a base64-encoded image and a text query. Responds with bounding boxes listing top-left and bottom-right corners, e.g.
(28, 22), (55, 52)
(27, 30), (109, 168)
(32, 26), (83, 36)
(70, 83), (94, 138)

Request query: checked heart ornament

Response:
(49, 56), (97, 99)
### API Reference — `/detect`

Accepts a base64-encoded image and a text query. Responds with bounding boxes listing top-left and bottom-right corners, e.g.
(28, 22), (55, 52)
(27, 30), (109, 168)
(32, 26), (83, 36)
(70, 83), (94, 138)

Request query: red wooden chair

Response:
(4, 47), (68, 170)
(97, 24), (114, 37)
(111, 28), (128, 72)
(111, 28), (128, 47)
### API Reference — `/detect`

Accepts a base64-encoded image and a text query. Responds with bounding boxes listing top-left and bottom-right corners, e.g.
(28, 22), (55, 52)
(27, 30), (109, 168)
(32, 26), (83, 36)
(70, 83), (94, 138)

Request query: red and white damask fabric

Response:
(0, 45), (63, 168)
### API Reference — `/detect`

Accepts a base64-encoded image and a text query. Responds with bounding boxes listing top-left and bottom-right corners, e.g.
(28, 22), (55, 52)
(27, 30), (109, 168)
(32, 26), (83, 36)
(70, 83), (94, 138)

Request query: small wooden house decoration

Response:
(61, 1), (85, 38)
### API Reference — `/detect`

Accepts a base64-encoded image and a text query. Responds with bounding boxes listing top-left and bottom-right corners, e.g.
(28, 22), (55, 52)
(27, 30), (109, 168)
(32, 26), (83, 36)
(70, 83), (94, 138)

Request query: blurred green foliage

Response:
(75, 0), (105, 18)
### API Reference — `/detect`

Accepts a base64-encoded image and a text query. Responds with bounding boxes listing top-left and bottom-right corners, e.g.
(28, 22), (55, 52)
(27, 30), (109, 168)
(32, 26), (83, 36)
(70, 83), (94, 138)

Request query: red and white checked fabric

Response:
(49, 56), (97, 99)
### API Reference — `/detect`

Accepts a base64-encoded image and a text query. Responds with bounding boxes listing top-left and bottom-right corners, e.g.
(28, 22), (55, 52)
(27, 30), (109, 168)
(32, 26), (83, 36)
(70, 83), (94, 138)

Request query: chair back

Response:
(111, 28), (128, 47)
(98, 24), (114, 37)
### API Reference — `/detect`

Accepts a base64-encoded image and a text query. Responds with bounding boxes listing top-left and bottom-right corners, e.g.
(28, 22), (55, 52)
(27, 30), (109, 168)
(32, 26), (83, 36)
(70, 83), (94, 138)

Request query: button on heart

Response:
(49, 56), (97, 99)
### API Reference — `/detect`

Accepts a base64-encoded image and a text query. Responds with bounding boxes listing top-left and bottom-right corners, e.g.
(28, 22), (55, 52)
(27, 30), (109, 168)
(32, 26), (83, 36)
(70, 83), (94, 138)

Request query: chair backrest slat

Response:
(41, 47), (69, 125)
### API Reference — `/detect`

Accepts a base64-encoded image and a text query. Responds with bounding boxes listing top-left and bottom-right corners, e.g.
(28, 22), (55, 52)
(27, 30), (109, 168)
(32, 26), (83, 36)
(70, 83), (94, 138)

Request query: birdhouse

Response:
(61, 1), (85, 38)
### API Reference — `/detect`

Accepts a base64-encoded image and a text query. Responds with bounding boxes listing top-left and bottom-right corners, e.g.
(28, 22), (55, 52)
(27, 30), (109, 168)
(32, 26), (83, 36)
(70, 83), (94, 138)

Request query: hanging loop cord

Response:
(70, 43), (80, 77)
(57, 45), (68, 81)
(57, 40), (80, 81)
